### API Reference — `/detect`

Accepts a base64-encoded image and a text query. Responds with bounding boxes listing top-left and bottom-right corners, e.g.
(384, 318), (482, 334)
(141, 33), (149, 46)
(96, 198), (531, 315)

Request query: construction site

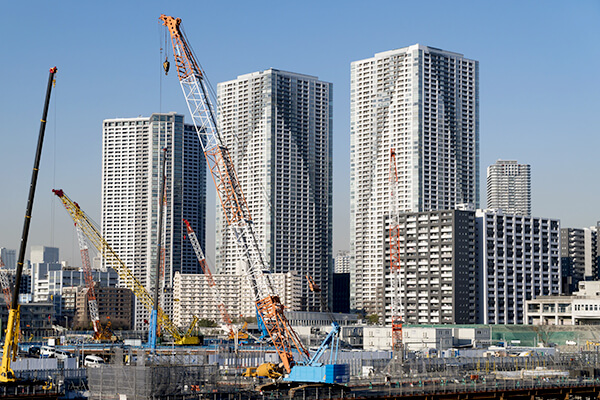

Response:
(2, 11), (600, 400)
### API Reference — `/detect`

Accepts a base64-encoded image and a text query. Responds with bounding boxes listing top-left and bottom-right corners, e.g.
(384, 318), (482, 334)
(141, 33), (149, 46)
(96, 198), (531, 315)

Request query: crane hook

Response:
(163, 57), (170, 76)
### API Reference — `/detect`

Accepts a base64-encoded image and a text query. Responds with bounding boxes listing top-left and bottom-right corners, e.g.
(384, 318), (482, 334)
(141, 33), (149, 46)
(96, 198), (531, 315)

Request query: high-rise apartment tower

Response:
(487, 160), (531, 216)
(102, 113), (206, 329)
(350, 45), (479, 315)
(216, 69), (333, 312)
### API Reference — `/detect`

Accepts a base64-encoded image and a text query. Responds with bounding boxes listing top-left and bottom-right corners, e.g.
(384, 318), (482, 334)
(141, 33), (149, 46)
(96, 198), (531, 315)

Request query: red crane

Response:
(389, 148), (404, 354)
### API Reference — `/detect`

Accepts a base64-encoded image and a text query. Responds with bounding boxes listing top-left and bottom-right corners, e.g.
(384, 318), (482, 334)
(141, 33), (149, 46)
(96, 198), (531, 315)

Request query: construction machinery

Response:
(74, 224), (113, 341)
(183, 219), (239, 340)
(160, 14), (348, 386)
(389, 149), (404, 361)
(1, 67), (57, 383)
(52, 189), (201, 346)
(0, 257), (12, 308)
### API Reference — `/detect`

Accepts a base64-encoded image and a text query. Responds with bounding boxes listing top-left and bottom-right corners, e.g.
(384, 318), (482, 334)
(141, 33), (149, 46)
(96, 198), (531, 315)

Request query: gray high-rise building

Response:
(350, 45), (479, 315)
(487, 160), (531, 216)
(216, 69), (333, 312)
(561, 227), (598, 294)
(387, 210), (478, 325)
(102, 113), (206, 329)
(477, 210), (561, 324)
(0, 248), (16, 269)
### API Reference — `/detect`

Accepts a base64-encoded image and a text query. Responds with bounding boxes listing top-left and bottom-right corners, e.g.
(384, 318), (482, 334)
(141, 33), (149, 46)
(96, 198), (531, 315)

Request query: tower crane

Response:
(52, 189), (200, 345)
(1, 67), (57, 383)
(389, 149), (404, 360)
(160, 15), (348, 385)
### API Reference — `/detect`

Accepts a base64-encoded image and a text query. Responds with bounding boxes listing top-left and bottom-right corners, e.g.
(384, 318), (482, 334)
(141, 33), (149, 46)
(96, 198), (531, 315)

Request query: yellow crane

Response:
(52, 189), (200, 345)
(1, 67), (57, 383)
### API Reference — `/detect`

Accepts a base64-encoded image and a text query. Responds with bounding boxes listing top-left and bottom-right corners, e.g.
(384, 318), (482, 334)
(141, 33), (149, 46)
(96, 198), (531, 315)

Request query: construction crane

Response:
(74, 225), (112, 340)
(388, 149), (404, 360)
(183, 219), (238, 339)
(160, 15), (348, 386)
(1, 67), (57, 383)
(52, 189), (200, 345)
(0, 257), (12, 308)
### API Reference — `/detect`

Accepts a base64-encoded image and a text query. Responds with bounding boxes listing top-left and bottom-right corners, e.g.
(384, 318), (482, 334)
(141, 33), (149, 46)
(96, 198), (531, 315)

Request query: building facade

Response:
(561, 227), (599, 294)
(387, 210), (477, 325)
(172, 271), (301, 329)
(102, 113), (206, 329)
(75, 285), (134, 330)
(334, 251), (351, 274)
(486, 160), (531, 216)
(476, 209), (561, 324)
(216, 69), (333, 312)
(0, 248), (16, 269)
(525, 280), (600, 325)
(350, 45), (479, 315)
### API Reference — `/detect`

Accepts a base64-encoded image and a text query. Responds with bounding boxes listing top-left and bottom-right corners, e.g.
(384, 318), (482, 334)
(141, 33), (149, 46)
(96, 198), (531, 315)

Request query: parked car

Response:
(84, 355), (105, 368)
(54, 349), (72, 360)
(40, 345), (55, 358)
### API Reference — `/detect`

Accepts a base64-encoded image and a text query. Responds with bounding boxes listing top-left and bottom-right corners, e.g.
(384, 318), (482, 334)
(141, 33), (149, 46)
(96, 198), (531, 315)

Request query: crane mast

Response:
(1, 67), (57, 383)
(75, 225), (103, 338)
(389, 149), (404, 356)
(160, 14), (309, 372)
(0, 257), (12, 308)
(53, 189), (200, 345)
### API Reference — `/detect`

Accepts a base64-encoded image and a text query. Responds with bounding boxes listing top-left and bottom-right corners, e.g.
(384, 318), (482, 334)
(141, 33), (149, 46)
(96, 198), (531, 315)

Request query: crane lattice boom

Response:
(389, 149), (403, 351)
(183, 219), (235, 336)
(75, 225), (102, 337)
(53, 189), (199, 345)
(160, 14), (309, 372)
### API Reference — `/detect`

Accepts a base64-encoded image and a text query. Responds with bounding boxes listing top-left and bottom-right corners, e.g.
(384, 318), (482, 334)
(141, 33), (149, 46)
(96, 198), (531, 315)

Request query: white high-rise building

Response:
(350, 45), (479, 315)
(216, 69), (333, 312)
(102, 113), (206, 330)
(487, 160), (531, 216)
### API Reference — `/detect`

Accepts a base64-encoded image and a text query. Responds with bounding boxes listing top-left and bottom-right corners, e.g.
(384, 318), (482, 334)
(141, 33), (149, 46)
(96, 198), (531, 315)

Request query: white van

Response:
(54, 349), (72, 360)
(84, 355), (105, 368)
(40, 345), (55, 358)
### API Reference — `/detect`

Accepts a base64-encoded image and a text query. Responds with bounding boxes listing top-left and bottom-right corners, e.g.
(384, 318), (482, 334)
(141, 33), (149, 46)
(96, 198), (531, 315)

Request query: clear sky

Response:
(0, 0), (598, 267)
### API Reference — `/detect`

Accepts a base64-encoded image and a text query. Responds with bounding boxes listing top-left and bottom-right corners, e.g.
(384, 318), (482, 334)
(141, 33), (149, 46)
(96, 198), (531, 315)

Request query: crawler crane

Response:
(53, 189), (200, 345)
(160, 14), (348, 386)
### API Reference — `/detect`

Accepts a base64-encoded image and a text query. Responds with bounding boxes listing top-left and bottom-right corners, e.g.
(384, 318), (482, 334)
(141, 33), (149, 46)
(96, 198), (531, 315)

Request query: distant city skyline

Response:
(1, 1), (598, 267)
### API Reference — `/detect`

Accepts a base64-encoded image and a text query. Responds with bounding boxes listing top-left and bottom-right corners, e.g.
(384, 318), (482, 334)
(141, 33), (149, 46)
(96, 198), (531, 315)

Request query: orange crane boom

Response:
(389, 149), (404, 352)
(160, 14), (309, 372)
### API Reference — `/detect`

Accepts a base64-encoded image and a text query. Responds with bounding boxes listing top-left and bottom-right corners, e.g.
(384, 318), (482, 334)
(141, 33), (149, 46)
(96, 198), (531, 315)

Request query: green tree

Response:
(366, 314), (379, 325)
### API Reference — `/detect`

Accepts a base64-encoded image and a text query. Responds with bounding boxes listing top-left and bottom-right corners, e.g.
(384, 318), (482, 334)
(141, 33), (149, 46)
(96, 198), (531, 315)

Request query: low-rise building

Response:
(75, 285), (134, 330)
(173, 271), (302, 330)
(525, 280), (600, 325)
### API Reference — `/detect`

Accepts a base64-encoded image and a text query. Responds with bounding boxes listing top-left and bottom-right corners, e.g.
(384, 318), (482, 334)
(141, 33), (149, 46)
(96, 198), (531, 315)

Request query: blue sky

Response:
(0, 1), (598, 266)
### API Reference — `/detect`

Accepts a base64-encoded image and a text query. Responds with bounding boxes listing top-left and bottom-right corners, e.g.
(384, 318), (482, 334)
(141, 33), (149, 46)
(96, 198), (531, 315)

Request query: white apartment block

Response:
(334, 251), (351, 274)
(487, 160), (531, 216)
(476, 209), (561, 324)
(216, 69), (332, 312)
(173, 271), (301, 330)
(525, 281), (600, 325)
(102, 113), (206, 330)
(350, 45), (479, 315)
